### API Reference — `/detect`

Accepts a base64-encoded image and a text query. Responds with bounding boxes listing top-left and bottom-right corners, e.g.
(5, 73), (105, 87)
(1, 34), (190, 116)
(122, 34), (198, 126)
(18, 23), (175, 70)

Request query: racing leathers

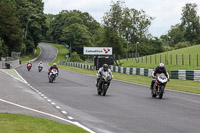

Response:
(96, 67), (113, 87)
(150, 66), (169, 90)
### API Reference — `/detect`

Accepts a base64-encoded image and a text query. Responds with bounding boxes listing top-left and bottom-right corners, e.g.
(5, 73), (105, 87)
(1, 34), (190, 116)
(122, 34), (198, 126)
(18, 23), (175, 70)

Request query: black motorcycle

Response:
(151, 73), (168, 99)
(97, 71), (112, 96)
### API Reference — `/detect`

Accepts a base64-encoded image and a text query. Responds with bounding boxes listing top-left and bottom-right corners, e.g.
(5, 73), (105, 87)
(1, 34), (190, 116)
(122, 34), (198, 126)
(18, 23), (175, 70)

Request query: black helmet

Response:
(103, 64), (108, 71)
(158, 63), (165, 71)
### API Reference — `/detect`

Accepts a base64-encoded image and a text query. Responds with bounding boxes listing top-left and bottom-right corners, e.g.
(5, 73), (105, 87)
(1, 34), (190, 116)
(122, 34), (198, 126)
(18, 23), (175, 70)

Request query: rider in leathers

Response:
(150, 63), (169, 90)
(96, 64), (113, 87)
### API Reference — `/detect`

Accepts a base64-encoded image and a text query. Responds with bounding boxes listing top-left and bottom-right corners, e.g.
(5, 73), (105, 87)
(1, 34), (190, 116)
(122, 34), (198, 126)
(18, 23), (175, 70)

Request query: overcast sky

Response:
(42, 0), (200, 37)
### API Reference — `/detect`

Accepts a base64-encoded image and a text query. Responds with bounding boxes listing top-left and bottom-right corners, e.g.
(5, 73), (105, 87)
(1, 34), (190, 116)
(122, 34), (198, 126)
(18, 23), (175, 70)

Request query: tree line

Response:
(161, 3), (200, 50)
(46, 1), (164, 59)
(1, 0), (200, 60)
(0, 0), (47, 56)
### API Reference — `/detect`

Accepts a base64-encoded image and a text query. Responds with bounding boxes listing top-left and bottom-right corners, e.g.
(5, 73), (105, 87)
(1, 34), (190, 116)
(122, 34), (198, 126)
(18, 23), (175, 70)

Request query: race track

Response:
(16, 43), (200, 133)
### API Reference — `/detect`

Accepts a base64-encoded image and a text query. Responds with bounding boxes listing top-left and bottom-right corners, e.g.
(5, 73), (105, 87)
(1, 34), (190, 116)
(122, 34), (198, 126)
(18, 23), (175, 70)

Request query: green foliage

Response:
(163, 3), (200, 48)
(102, 0), (156, 56)
(60, 23), (93, 50)
(174, 41), (191, 49)
(71, 52), (83, 62)
(49, 10), (101, 51)
(181, 3), (200, 44)
(0, 38), (8, 55)
(0, 1), (23, 54)
(23, 40), (35, 53)
(15, 0), (47, 52)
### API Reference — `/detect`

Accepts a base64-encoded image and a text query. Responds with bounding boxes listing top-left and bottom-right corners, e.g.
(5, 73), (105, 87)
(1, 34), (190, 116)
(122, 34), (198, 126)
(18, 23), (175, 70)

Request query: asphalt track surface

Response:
(16, 43), (200, 133)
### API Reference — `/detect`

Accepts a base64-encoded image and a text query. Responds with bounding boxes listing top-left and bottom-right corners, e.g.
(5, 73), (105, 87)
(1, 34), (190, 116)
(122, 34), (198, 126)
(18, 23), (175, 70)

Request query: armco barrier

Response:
(66, 62), (154, 77)
(171, 70), (200, 81)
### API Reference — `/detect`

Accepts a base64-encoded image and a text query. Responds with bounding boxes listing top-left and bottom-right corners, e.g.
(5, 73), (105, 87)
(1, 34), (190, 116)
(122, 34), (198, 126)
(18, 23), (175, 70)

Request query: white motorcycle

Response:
(49, 69), (58, 83)
(151, 73), (168, 99)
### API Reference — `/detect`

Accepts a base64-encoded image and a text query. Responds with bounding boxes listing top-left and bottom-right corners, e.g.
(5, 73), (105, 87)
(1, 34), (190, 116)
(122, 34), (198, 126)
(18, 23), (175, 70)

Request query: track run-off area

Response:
(16, 43), (200, 133)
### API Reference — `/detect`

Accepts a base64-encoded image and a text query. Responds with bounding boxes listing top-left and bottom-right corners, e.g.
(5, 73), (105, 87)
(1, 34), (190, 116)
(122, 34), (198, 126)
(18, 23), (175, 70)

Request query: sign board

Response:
(83, 47), (112, 55)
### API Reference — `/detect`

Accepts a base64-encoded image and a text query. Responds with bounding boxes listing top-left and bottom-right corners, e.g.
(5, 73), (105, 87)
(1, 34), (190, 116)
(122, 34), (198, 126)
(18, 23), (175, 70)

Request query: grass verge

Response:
(0, 113), (88, 133)
(20, 46), (41, 64)
(43, 42), (200, 94)
(117, 45), (200, 72)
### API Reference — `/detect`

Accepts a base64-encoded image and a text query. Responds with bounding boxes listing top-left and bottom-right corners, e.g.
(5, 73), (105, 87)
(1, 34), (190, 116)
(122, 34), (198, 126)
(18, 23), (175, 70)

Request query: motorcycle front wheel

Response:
(158, 86), (164, 99)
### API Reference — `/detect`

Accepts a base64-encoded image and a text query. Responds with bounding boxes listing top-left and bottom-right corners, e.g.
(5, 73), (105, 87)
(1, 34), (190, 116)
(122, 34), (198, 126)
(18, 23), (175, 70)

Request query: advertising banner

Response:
(83, 47), (112, 55)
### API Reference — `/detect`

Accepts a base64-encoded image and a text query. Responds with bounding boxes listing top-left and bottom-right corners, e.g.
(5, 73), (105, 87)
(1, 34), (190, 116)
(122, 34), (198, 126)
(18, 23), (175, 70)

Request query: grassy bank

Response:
(118, 45), (200, 72)
(44, 42), (200, 94)
(0, 113), (88, 133)
(20, 46), (41, 64)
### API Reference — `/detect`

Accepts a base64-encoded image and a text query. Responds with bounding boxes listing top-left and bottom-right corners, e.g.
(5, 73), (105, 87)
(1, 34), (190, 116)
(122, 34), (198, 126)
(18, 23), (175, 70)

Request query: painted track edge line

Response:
(0, 69), (26, 84)
(0, 98), (96, 133)
(64, 69), (200, 96)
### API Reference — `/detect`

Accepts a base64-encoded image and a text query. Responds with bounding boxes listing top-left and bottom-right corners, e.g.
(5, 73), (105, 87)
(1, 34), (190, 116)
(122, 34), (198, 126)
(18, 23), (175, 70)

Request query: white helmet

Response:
(53, 63), (57, 66)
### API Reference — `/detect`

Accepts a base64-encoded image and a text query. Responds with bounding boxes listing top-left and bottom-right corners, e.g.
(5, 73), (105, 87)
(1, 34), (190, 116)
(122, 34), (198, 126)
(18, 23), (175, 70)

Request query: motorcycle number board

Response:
(83, 47), (112, 55)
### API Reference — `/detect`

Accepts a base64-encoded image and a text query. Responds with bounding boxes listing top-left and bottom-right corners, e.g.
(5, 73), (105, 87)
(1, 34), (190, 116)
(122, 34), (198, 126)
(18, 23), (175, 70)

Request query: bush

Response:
(175, 41), (190, 49)
(70, 52), (83, 62)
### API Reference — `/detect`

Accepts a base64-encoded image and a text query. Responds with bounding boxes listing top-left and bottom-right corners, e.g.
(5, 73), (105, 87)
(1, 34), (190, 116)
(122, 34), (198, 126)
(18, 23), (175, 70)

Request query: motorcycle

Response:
(49, 69), (58, 83)
(27, 64), (32, 71)
(97, 71), (112, 96)
(151, 73), (168, 99)
(38, 66), (43, 72)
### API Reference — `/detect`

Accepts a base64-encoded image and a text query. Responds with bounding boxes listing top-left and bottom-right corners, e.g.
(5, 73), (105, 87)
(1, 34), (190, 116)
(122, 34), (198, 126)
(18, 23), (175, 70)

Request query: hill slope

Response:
(119, 45), (200, 72)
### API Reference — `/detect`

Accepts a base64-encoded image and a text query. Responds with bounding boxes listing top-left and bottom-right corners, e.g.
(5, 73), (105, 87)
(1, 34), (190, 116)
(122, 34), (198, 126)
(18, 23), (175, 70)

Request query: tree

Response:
(15, 0), (47, 52)
(181, 3), (200, 44)
(60, 23), (93, 50)
(0, 1), (23, 54)
(102, 0), (154, 56)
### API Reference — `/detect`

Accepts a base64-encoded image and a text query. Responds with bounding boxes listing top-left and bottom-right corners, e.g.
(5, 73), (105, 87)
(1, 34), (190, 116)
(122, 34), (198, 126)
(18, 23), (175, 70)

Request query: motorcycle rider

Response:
(48, 63), (59, 77)
(96, 64), (113, 87)
(150, 63), (169, 90)
(38, 61), (43, 69)
(27, 61), (32, 69)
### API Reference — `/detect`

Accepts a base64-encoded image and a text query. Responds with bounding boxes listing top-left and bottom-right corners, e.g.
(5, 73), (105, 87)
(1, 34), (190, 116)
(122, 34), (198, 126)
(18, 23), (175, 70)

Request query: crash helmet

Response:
(53, 63), (57, 67)
(103, 64), (108, 71)
(158, 63), (165, 71)
(40, 61), (43, 64)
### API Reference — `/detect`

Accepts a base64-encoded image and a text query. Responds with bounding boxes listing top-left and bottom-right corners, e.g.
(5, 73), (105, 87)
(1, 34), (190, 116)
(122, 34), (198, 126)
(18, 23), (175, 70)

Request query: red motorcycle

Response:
(27, 64), (32, 71)
(151, 73), (168, 99)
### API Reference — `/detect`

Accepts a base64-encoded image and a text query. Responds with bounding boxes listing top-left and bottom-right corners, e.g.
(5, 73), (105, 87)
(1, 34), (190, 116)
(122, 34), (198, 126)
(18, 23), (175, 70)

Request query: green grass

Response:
(20, 46), (41, 64)
(1, 69), (25, 82)
(43, 42), (200, 94)
(0, 113), (88, 133)
(118, 45), (200, 72)
(40, 42), (69, 66)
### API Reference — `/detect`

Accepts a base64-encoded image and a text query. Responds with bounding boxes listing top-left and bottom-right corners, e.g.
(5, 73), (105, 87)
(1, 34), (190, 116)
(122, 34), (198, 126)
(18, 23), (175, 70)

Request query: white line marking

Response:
(51, 102), (55, 105)
(14, 69), (28, 83)
(0, 70), (26, 84)
(68, 116), (74, 120)
(44, 97), (47, 99)
(0, 98), (95, 133)
(56, 106), (61, 109)
(61, 111), (67, 114)
(47, 99), (51, 102)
